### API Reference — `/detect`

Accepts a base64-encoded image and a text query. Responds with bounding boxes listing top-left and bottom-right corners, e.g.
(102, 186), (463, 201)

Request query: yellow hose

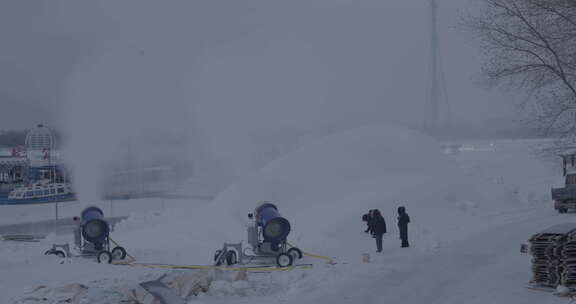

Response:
(287, 242), (336, 265)
(113, 262), (312, 272)
(109, 239), (334, 271)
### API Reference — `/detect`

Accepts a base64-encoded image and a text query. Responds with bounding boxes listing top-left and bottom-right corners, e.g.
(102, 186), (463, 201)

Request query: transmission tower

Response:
(426, 0), (451, 135)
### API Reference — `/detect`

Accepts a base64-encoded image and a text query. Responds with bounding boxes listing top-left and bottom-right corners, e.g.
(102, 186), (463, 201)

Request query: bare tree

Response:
(469, 0), (576, 151)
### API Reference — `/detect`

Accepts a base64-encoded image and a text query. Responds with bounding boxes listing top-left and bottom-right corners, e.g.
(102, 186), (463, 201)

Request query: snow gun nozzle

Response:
(254, 202), (291, 243)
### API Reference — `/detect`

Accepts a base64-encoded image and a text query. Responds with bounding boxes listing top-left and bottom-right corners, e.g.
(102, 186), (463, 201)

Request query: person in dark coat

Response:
(397, 206), (410, 248)
(371, 209), (387, 252)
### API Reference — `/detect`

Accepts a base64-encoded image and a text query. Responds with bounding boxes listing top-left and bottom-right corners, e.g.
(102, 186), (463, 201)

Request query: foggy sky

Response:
(0, 0), (516, 131)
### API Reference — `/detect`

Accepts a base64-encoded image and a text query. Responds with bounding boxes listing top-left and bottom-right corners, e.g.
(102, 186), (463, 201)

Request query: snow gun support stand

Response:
(213, 202), (303, 268)
(44, 207), (128, 264)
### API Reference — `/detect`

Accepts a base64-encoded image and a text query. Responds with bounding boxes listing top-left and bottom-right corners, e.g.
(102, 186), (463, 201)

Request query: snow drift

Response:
(210, 125), (516, 256)
(115, 125), (517, 264)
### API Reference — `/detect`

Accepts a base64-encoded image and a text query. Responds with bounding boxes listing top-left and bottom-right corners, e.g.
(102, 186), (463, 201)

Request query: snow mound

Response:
(214, 125), (461, 209)
(209, 125), (509, 257)
(115, 125), (517, 264)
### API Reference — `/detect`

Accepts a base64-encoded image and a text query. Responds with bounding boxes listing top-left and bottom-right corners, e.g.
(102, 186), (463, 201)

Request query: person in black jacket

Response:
(397, 206), (410, 248)
(371, 209), (387, 252)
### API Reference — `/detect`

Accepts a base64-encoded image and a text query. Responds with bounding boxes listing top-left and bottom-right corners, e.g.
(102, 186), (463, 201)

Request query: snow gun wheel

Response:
(276, 253), (293, 267)
(111, 246), (127, 260)
(226, 251), (238, 266)
(287, 247), (303, 260)
(97, 251), (113, 264)
(559, 208), (568, 214)
(214, 250), (223, 266)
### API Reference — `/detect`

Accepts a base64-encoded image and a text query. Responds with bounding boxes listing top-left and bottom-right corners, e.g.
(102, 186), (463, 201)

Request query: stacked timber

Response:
(561, 240), (576, 286)
(527, 224), (576, 287)
(529, 230), (566, 287)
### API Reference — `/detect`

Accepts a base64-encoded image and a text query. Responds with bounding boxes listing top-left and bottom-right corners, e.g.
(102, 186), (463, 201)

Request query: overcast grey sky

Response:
(0, 0), (516, 131)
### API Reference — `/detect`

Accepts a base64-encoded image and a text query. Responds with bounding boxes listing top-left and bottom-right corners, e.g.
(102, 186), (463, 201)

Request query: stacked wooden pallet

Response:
(529, 224), (576, 288)
(561, 239), (576, 286)
(529, 231), (565, 286)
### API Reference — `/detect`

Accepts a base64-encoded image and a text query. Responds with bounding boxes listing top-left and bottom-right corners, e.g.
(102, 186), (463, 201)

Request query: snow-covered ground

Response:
(0, 125), (571, 303)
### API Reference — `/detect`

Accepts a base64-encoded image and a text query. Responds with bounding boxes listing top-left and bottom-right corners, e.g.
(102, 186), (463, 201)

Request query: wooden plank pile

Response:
(529, 224), (576, 288)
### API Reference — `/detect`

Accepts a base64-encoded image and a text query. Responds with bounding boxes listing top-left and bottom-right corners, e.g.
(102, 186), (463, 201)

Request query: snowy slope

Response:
(0, 125), (569, 303)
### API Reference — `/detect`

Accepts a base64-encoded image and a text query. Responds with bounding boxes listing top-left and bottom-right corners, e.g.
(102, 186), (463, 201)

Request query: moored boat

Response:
(1, 179), (75, 204)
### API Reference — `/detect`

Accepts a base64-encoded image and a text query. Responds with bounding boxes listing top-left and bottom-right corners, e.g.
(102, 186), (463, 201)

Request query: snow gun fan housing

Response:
(80, 207), (110, 244)
(254, 202), (291, 243)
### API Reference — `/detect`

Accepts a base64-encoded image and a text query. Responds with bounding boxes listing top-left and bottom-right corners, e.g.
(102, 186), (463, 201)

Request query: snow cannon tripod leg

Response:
(214, 248), (227, 266)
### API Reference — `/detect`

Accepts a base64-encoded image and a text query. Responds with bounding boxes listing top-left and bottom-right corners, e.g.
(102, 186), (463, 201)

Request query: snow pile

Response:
(114, 125), (517, 265)
(10, 266), (326, 304)
(209, 125), (516, 255)
(204, 268), (318, 298)
(13, 283), (89, 304)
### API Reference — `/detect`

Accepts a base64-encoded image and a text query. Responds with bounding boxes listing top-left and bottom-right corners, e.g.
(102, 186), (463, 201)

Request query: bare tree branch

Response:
(466, 0), (576, 146)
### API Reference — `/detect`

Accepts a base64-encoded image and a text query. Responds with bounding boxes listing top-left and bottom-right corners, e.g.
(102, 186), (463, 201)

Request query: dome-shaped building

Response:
(25, 124), (56, 168)
(25, 124), (55, 152)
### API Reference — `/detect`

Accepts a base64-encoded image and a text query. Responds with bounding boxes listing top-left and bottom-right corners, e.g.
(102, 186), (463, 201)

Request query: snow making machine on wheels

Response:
(213, 202), (304, 268)
(44, 206), (128, 264)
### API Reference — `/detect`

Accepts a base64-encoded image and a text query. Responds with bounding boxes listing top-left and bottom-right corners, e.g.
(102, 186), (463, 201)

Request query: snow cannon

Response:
(80, 207), (110, 244)
(45, 206), (127, 264)
(254, 202), (291, 243)
(213, 201), (303, 268)
(75, 206), (127, 263)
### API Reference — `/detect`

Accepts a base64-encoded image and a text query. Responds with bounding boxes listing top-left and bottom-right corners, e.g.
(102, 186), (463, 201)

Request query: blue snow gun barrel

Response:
(255, 202), (291, 243)
(80, 206), (109, 243)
